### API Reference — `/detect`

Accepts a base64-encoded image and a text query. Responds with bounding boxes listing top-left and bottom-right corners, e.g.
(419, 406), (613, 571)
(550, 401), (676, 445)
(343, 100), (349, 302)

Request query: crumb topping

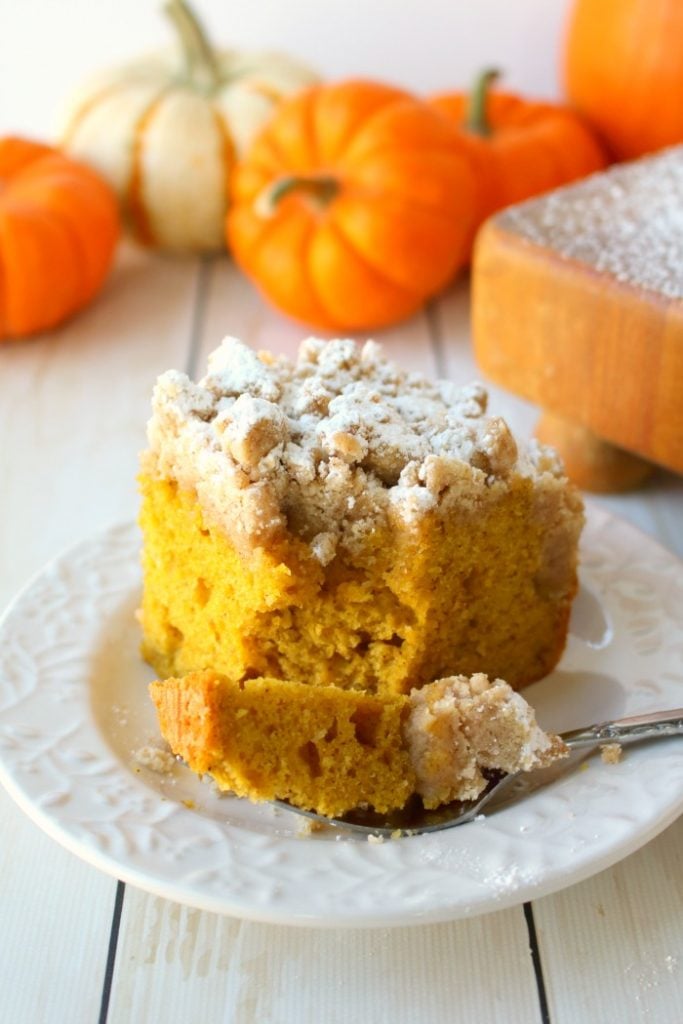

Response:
(143, 336), (569, 560)
(499, 145), (683, 300)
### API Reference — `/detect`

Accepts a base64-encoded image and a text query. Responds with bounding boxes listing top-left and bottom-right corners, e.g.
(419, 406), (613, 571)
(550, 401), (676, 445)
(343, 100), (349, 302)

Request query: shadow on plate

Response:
(524, 670), (628, 734)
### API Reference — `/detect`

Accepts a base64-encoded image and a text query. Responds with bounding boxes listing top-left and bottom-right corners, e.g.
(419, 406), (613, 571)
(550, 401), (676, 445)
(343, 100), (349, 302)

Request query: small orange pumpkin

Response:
(565, 0), (683, 159)
(227, 80), (479, 331)
(432, 70), (607, 222)
(0, 137), (120, 339)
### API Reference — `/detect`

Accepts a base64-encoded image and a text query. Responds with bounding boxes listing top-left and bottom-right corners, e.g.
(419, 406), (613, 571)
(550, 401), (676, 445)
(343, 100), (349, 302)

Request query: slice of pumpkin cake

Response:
(139, 336), (583, 694)
(150, 670), (567, 817)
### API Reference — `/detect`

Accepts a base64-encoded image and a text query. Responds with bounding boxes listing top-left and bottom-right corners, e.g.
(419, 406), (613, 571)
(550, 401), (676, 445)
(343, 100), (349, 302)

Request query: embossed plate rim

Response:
(0, 505), (682, 928)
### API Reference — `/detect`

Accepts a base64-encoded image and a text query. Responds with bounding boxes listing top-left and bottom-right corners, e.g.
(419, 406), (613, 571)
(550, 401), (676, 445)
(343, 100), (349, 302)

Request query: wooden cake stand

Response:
(472, 147), (683, 493)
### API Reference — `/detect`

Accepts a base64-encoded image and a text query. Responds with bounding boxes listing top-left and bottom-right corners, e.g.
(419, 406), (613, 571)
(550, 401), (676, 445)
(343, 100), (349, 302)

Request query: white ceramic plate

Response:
(0, 506), (681, 928)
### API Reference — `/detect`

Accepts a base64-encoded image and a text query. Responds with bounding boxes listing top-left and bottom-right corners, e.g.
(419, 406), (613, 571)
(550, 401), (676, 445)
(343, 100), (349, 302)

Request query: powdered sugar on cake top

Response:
(143, 336), (571, 561)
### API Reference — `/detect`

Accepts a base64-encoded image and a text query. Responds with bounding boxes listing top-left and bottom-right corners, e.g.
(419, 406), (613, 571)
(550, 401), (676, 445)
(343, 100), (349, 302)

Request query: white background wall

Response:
(1, 0), (571, 138)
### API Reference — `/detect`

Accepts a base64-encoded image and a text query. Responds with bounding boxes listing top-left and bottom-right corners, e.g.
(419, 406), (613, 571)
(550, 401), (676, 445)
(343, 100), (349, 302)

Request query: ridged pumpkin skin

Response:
(0, 137), (120, 340)
(227, 81), (479, 331)
(59, 0), (316, 252)
(565, 0), (683, 160)
(431, 86), (607, 222)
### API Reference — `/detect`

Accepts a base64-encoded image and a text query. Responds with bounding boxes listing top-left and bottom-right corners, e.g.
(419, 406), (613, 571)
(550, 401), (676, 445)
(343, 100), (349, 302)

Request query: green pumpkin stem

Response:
(465, 68), (501, 137)
(164, 0), (219, 90)
(259, 175), (339, 216)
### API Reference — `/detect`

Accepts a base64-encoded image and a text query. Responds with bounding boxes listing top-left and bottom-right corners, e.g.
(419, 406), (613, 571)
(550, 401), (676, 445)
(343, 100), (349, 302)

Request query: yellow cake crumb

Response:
(600, 743), (623, 765)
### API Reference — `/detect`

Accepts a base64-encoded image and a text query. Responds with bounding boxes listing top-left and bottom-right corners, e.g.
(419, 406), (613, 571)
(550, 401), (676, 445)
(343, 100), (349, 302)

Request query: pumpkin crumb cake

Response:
(139, 335), (583, 694)
(150, 670), (567, 817)
(139, 335), (582, 815)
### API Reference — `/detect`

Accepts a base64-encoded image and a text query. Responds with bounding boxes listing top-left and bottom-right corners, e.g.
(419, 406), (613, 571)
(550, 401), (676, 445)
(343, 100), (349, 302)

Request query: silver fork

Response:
(275, 708), (683, 837)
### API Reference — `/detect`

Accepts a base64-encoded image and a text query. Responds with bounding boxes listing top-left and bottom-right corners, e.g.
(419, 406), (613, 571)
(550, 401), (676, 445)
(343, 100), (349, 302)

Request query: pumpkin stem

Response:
(464, 68), (500, 137)
(257, 175), (339, 216)
(164, 0), (219, 91)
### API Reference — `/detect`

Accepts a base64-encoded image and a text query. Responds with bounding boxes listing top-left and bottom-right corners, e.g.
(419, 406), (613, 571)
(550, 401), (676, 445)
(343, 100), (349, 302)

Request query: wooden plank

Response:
(0, 787), (115, 1024)
(535, 817), (683, 1024)
(0, 244), (200, 1024)
(108, 892), (542, 1024)
(597, 474), (683, 559)
(0, 244), (199, 606)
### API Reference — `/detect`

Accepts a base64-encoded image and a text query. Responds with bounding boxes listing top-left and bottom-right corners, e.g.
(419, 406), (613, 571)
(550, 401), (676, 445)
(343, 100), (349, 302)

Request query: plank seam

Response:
(649, 472), (680, 556)
(96, 257), (209, 1024)
(97, 880), (125, 1024)
(186, 257), (214, 379)
(425, 300), (447, 377)
(524, 901), (552, 1024)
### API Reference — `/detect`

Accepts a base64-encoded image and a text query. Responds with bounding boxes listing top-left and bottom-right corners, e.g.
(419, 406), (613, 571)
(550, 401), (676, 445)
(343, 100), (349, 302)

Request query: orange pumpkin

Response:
(432, 70), (607, 222)
(0, 137), (119, 339)
(565, 0), (683, 160)
(227, 80), (479, 331)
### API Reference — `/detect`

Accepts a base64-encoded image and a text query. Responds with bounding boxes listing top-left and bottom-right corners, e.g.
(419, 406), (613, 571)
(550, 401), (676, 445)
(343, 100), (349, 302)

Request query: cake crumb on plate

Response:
(133, 745), (177, 774)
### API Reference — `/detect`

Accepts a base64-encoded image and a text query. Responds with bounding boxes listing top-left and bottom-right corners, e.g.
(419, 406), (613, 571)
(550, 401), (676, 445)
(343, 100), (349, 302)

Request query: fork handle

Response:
(561, 708), (683, 749)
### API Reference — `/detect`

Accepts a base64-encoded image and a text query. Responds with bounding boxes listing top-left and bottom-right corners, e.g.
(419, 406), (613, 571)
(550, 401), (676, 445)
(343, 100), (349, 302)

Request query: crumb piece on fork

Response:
(600, 743), (623, 765)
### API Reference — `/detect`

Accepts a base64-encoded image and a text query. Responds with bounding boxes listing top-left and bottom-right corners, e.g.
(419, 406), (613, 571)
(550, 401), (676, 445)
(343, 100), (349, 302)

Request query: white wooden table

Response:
(1, 246), (682, 1024)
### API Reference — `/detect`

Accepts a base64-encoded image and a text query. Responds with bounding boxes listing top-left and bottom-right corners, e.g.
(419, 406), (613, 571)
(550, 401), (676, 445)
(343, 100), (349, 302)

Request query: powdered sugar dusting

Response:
(143, 336), (574, 560)
(499, 145), (683, 300)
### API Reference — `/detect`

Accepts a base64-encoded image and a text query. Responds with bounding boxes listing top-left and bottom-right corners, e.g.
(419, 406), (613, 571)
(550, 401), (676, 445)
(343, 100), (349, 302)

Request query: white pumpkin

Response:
(59, 0), (317, 251)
